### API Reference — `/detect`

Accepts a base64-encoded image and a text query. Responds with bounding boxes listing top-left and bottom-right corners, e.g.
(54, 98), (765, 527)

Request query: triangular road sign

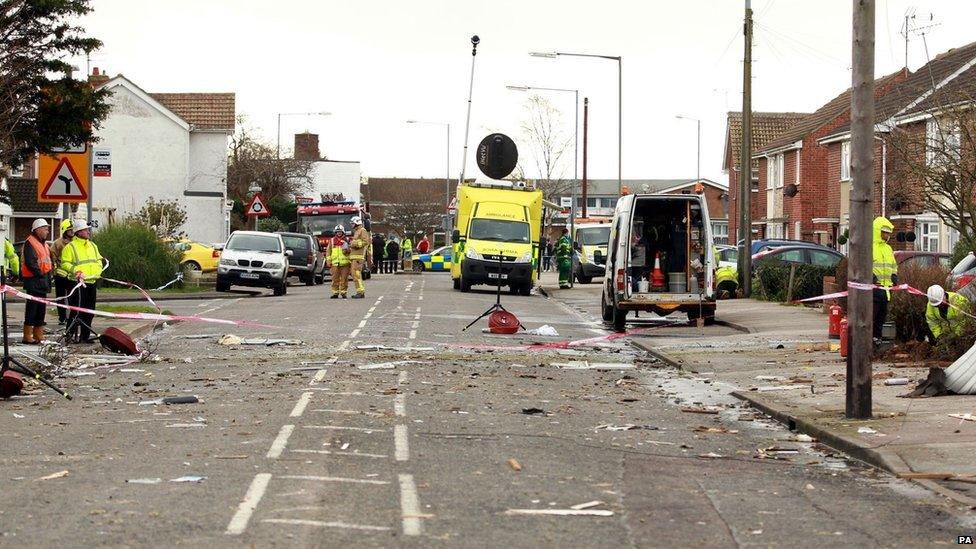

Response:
(245, 192), (270, 218)
(40, 157), (88, 201)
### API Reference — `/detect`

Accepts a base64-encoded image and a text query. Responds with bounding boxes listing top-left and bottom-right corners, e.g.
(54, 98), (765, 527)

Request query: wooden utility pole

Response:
(582, 97), (589, 218)
(847, 0), (875, 419)
(737, 0), (754, 296)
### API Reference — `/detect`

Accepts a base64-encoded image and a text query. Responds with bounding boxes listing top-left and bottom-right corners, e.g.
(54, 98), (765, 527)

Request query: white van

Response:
(600, 194), (715, 331)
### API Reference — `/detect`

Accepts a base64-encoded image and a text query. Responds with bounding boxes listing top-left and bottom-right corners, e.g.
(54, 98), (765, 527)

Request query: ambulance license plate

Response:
(488, 273), (507, 280)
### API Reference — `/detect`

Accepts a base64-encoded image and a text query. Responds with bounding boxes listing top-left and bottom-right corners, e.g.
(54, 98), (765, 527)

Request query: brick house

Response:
(724, 111), (808, 245)
(752, 70), (906, 246)
(361, 177), (460, 244)
(817, 41), (976, 253)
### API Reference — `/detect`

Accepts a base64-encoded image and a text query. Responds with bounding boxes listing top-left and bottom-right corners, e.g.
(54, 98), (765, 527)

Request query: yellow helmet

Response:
(60, 219), (73, 236)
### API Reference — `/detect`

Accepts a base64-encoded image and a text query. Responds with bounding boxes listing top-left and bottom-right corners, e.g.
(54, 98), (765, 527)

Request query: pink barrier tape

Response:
(101, 277), (163, 313)
(1, 285), (274, 329)
(795, 282), (918, 303)
(442, 321), (684, 352)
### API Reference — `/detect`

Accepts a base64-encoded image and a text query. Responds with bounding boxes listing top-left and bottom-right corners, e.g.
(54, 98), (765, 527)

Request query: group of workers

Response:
(370, 232), (430, 274)
(1, 217), (105, 346)
(324, 216), (370, 299)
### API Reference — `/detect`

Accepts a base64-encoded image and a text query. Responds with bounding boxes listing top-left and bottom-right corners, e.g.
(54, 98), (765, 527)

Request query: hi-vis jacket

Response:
(872, 217), (897, 298)
(61, 238), (104, 281)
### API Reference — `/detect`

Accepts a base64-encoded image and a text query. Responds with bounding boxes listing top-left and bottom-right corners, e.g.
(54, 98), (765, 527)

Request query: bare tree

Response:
(887, 91), (976, 248)
(519, 95), (573, 228)
(226, 118), (315, 203)
(381, 186), (442, 237)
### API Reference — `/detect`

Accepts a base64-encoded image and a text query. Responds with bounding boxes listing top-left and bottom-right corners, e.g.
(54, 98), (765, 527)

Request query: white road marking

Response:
(398, 371), (408, 385)
(411, 321), (420, 328)
(303, 425), (385, 432)
(418, 295), (423, 301)
(311, 408), (385, 417)
(225, 473), (272, 535)
(312, 369), (328, 383)
(349, 328), (360, 338)
(289, 392), (313, 418)
(337, 340), (350, 351)
(408, 330), (417, 340)
(278, 475), (390, 485)
(292, 449), (388, 458)
(261, 518), (391, 532)
(267, 425), (295, 458)
(399, 474), (424, 536)
(394, 424), (409, 461)
(394, 394), (405, 417)
(357, 319), (367, 328)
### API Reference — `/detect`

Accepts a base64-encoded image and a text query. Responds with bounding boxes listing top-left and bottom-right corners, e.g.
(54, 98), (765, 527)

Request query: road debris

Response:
(170, 475), (207, 483)
(34, 470), (69, 481)
(884, 377), (910, 386)
(525, 325), (559, 337)
(857, 426), (878, 434)
(356, 345), (434, 352)
(521, 408), (547, 416)
(507, 458), (522, 471)
(680, 407), (722, 415)
(756, 446), (799, 459)
(698, 452), (725, 459)
(358, 360), (431, 370)
(570, 501), (604, 510)
(594, 424), (659, 431)
(755, 375), (786, 381)
(503, 509), (614, 517)
(219, 334), (303, 346)
(949, 413), (976, 422)
(554, 361), (635, 370)
(692, 426), (738, 434)
(126, 478), (162, 485)
(752, 385), (810, 392)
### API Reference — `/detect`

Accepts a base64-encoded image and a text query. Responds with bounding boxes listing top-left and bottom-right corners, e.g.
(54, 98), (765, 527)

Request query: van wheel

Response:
(460, 274), (472, 293)
(601, 293), (613, 321)
(612, 304), (627, 332)
(518, 284), (531, 296)
(453, 277), (460, 290)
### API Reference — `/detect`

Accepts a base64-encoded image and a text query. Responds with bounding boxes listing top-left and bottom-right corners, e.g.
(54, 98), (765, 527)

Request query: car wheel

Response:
(183, 261), (201, 272)
(612, 304), (627, 332)
(414, 262), (424, 272)
(601, 292), (613, 321)
(273, 281), (287, 296)
(518, 284), (531, 296)
(216, 281), (230, 292)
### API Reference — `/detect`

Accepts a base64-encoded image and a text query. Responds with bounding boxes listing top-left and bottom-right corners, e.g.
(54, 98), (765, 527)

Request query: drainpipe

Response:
(874, 135), (887, 217)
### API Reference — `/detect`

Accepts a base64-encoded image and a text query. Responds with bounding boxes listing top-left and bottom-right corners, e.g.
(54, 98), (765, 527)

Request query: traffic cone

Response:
(651, 252), (665, 290)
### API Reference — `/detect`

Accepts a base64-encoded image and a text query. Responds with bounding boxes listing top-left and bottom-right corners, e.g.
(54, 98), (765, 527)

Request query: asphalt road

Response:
(0, 273), (970, 547)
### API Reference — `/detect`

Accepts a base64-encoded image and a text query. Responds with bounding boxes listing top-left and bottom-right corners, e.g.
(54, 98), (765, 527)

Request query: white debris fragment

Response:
(857, 427), (878, 434)
(503, 509), (614, 517)
(526, 325), (559, 337)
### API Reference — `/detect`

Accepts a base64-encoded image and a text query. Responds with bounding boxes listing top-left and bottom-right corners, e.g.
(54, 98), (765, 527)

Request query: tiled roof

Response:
(759, 70), (905, 154)
(725, 112), (808, 169)
(822, 41), (976, 139)
(149, 93), (236, 131)
(6, 177), (57, 215)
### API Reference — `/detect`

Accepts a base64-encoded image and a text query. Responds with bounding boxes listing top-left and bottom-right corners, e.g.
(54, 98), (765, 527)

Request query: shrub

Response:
(257, 216), (287, 233)
(888, 263), (950, 342)
(754, 262), (835, 302)
(934, 303), (976, 361)
(92, 220), (182, 289)
(130, 197), (188, 239)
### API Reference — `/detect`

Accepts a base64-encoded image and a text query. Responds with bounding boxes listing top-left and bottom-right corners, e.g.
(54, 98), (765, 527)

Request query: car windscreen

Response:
(469, 219), (530, 243)
(301, 214), (356, 235)
(281, 235), (310, 251)
(577, 226), (610, 246)
(227, 234), (281, 253)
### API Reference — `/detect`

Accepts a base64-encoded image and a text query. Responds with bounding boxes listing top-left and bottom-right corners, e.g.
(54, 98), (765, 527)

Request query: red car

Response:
(894, 251), (951, 269)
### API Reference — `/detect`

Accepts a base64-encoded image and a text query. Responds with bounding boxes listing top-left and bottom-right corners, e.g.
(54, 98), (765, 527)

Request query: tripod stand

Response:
(463, 255), (525, 332)
(0, 271), (71, 399)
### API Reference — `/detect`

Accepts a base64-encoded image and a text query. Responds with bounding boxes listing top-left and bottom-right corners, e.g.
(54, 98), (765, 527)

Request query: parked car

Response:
(414, 245), (453, 272)
(894, 250), (952, 270)
(741, 238), (836, 255)
(277, 232), (326, 285)
(752, 245), (844, 270)
(165, 239), (219, 272)
(716, 244), (738, 268)
(216, 231), (291, 296)
(948, 252), (976, 301)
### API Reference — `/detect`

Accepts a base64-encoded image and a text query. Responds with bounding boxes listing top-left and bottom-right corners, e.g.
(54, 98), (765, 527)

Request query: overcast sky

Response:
(75, 0), (976, 185)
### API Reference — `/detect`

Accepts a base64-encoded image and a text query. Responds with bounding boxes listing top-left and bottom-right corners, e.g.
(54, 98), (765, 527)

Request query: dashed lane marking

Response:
(399, 474), (424, 536)
(394, 394), (405, 417)
(278, 475), (390, 485)
(303, 425), (385, 433)
(292, 449), (388, 458)
(349, 328), (361, 338)
(261, 519), (391, 532)
(357, 319), (368, 328)
(312, 369), (328, 384)
(225, 473), (272, 535)
(311, 408), (386, 417)
(267, 425), (295, 459)
(408, 330), (417, 340)
(394, 424), (409, 462)
(289, 392), (313, 418)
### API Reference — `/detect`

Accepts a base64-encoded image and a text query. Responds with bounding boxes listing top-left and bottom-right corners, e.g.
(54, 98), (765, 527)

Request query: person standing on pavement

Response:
(924, 284), (970, 341)
(50, 219), (74, 325)
(371, 232), (385, 274)
(872, 216), (897, 344)
(327, 225), (351, 298)
(385, 236), (400, 274)
(554, 228), (572, 289)
(348, 216), (370, 298)
(19, 219), (52, 344)
(401, 233), (413, 270)
(542, 237), (552, 272)
(2, 236), (18, 279)
(416, 233), (430, 254)
(61, 219), (104, 344)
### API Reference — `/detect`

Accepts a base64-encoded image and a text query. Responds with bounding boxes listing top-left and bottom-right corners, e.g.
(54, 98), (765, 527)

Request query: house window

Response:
(926, 118), (961, 167)
(767, 223), (784, 239)
(840, 141), (851, 181)
(775, 154), (784, 189)
(766, 157), (774, 190)
(919, 221), (940, 252)
(712, 221), (728, 240)
(948, 226), (960, 254)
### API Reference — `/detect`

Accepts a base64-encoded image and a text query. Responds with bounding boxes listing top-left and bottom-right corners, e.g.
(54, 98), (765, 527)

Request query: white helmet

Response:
(927, 284), (946, 306)
(31, 218), (50, 231)
(334, 225), (345, 233)
(350, 216), (362, 226)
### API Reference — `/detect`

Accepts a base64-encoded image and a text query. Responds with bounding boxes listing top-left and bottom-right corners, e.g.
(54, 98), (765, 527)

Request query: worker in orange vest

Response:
(20, 218), (53, 344)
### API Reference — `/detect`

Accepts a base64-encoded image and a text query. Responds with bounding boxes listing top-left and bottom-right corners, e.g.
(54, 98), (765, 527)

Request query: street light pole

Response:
(530, 51), (622, 196)
(276, 111), (332, 159)
(407, 120), (452, 244)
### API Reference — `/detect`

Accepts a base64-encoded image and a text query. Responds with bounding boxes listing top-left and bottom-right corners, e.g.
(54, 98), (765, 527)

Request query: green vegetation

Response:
(92, 220), (182, 289)
(753, 262), (835, 302)
(96, 304), (173, 316)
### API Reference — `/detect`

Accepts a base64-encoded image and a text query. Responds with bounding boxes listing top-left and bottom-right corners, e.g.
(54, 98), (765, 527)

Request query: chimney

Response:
(294, 133), (320, 161)
(88, 67), (109, 88)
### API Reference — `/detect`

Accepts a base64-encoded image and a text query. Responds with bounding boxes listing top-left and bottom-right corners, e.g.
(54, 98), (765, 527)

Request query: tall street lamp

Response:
(507, 84), (579, 285)
(675, 115), (701, 184)
(276, 111), (331, 159)
(406, 120), (452, 244)
(530, 51), (622, 196)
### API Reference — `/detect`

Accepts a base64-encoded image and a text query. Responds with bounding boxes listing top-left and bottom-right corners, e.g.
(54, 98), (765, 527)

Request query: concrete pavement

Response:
(0, 272), (968, 546)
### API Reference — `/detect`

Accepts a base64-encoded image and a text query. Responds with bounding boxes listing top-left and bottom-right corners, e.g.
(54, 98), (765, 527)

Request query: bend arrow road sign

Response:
(38, 152), (90, 203)
(245, 192), (271, 218)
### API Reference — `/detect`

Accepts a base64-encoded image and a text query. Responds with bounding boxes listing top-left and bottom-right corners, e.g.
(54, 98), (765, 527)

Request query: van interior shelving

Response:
(628, 197), (707, 294)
